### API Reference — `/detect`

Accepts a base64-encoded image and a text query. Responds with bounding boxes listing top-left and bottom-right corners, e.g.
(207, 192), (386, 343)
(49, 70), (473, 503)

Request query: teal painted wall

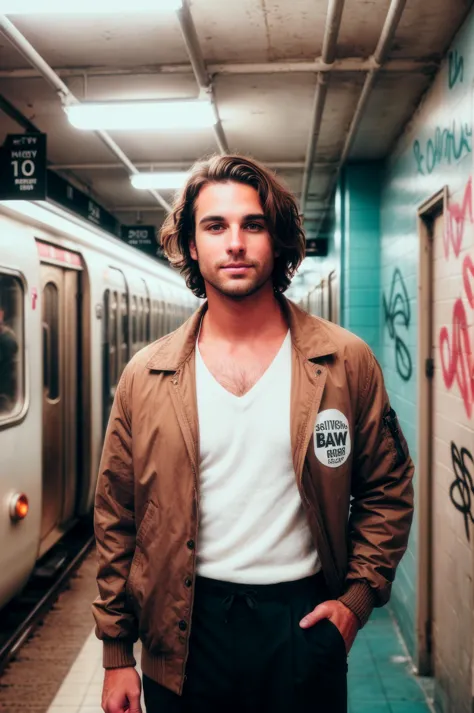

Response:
(320, 13), (474, 709)
(380, 12), (474, 676)
(341, 163), (382, 360)
(378, 10), (474, 713)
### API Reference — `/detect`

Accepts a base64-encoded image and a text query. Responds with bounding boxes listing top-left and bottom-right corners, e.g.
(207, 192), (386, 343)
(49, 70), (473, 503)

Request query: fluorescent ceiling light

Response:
(131, 172), (189, 190)
(65, 100), (215, 131)
(3, 0), (181, 13)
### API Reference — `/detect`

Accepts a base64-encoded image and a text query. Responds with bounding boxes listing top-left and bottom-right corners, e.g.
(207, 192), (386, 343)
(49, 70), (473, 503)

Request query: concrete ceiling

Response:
(0, 0), (471, 291)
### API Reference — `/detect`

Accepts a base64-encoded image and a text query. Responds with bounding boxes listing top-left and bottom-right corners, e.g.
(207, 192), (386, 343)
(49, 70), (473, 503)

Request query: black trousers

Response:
(143, 572), (347, 713)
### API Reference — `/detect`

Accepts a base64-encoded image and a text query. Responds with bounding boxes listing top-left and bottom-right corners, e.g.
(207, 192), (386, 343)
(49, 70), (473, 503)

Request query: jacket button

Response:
(185, 578), (192, 587)
(187, 539), (195, 550)
(179, 620), (187, 631)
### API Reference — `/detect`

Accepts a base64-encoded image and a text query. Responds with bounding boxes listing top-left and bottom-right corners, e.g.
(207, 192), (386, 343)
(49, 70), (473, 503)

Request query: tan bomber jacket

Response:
(93, 297), (414, 695)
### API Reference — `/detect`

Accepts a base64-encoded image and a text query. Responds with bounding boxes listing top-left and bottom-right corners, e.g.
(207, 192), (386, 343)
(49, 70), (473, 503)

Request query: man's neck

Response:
(200, 284), (288, 345)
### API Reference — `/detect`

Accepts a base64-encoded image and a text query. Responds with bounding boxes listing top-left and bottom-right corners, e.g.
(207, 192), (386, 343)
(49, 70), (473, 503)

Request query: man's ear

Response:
(189, 239), (198, 261)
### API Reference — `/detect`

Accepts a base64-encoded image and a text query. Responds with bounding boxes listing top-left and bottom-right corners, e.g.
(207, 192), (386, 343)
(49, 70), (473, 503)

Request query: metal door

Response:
(41, 264), (79, 544)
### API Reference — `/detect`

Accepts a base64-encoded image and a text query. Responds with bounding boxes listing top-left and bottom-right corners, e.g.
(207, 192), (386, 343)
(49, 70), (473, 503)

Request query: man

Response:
(94, 155), (414, 713)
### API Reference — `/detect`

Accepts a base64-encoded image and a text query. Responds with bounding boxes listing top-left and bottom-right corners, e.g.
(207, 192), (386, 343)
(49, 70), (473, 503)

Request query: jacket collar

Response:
(145, 295), (338, 372)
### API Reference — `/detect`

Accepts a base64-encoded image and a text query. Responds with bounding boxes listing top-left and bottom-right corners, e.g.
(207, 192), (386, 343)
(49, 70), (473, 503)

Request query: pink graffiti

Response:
(439, 249), (474, 419)
(439, 296), (474, 419)
(464, 254), (474, 306)
(439, 175), (474, 419)
(444, 176), (473, 259)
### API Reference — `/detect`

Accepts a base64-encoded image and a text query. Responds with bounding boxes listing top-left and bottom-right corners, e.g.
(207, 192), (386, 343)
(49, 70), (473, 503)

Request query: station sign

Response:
(121, 225), (160, 257)
(47, 170), (120, 236)
(305, 237), (329, 257)
(0, 133), (47, 200)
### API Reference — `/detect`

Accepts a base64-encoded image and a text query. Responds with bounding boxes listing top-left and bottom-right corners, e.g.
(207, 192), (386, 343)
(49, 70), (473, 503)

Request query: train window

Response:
(328, 271), (339, 324)
(138, 297), (144, 345)
(145, 298), (151, 342)
(152, 300), (158, 339)
(0, 274), (24, 418)
(43, 282), (60, 400)
(109, 291), (118, 389)
(158, 300), (165, 338)
(102, 290), (111, 434)
(120, 293), (128, 373)
(131, 296), (138, 350)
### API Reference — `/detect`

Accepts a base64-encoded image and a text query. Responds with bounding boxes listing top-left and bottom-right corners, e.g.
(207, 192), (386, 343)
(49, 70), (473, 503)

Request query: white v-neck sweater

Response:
(195, 332), (320, 584)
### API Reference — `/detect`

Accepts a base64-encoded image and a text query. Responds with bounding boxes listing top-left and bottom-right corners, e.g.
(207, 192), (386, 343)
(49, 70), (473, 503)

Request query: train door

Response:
(40, 254), (82, 551)
(328, 270), (339, 323)
(418, 191), (474, 711)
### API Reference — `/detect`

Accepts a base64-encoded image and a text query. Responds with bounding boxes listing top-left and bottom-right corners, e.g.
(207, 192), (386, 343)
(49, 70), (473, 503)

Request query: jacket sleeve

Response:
(338, 344), (414, 627)
(92, 365), (138, 669)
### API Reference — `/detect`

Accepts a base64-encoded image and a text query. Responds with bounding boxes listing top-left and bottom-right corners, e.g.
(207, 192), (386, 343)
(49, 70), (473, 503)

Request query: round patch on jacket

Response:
(314, 409), (351, 468)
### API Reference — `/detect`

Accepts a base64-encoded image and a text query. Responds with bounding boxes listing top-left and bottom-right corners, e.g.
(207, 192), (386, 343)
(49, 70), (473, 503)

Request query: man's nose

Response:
(227, 225), (246, 252)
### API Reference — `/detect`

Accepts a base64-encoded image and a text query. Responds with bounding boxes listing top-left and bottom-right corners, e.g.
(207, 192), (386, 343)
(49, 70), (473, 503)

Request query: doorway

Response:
(40, 262), (81, 554)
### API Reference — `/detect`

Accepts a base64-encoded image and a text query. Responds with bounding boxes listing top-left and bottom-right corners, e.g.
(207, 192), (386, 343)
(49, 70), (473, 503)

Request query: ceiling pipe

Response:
(0, 14), (171, 213)
(300, 0), (346, 216)
(0, 57), (434, 79)
(0, 92), (40, 133)
(48, 160), (337, 171)
(314, 0), (408, 236)
(176, 0), (229, 154)
(321, 0), (346, 64)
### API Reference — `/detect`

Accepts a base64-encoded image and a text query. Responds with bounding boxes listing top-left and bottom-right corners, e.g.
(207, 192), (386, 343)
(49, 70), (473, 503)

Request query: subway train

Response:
(0, 199), (197, 609)
(298, 268), (339, 323)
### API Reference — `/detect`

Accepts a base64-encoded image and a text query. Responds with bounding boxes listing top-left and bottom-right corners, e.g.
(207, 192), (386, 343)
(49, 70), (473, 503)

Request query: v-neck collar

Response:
(196, 330), (290, 404)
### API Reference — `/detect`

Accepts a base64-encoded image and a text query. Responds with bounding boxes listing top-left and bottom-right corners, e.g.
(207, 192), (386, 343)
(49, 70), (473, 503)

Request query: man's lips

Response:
(221, 263), (253, 270)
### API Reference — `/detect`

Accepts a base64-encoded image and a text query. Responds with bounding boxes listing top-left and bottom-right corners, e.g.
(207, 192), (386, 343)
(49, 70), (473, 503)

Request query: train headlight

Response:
(10, 493), (29, 522)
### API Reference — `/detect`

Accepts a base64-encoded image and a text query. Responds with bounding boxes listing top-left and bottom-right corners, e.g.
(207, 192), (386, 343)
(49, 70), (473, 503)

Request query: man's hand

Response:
(299, 599), (359, 654)
(102, 667), (142, 713)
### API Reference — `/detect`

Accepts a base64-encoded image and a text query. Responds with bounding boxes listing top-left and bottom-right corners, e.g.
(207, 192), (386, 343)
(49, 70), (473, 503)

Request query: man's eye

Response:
(208, 224), (224, 232)
(246, 223), (264, 231)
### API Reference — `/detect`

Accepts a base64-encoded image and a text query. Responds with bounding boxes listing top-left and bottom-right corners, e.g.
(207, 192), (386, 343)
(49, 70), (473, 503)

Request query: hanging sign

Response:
(121, 225), (160, 258)
(0, 133), (47, 200)
(47, 170), (120, 236)
(305, 237), (329, 257)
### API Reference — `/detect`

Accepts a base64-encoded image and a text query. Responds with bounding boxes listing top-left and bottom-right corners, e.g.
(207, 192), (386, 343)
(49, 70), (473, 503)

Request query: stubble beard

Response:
(204, 261), (274, 301)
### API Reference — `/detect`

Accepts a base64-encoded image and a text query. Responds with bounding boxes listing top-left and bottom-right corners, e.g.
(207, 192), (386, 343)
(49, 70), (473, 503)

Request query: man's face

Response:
(190, 181), (277, 299)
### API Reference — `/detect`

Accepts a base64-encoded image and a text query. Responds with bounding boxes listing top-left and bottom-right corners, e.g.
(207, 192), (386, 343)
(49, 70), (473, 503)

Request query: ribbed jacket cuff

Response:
(338, 580), (376, 628)
(103, 640), (136, 669)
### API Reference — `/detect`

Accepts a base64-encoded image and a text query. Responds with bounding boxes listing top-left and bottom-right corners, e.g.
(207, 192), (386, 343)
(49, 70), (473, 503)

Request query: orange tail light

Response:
(10, 493), (29, 521)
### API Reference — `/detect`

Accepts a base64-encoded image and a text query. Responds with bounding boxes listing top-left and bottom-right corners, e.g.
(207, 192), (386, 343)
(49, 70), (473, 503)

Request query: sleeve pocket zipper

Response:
(383, 408), (407, 467)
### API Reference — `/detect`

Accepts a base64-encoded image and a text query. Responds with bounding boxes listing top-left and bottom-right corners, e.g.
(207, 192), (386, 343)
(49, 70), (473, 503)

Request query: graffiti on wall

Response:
(413, 121), (472, 175)
(444, 176), (472, 258)
(383, 268), (413, 381)
(450, 441), (474, 541)
(448, 50), (464, 90)
(439, 177), (474, 419)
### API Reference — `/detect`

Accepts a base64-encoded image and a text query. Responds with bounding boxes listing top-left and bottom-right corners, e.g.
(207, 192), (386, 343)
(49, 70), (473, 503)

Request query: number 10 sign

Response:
(0, 133), (47, 200)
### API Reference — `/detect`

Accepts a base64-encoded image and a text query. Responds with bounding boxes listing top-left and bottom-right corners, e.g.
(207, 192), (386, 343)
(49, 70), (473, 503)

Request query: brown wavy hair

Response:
(160, 154), (306, 298)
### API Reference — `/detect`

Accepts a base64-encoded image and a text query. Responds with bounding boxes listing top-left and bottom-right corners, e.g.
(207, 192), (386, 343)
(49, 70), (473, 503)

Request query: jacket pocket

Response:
(383, 408), (409, 468)
(127, 500), (158, 603)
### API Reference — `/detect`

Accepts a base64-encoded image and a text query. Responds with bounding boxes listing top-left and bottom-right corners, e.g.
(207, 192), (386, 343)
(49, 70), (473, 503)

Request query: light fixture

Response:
(65, 100), (215, 132)
(131, 172), (189, 191)
(3, 0), (182, 13)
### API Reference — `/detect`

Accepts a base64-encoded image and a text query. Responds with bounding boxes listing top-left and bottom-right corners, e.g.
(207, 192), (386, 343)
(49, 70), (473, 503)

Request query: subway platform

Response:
(0, 548), (434, 713)
(45, 610), (433, 713)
